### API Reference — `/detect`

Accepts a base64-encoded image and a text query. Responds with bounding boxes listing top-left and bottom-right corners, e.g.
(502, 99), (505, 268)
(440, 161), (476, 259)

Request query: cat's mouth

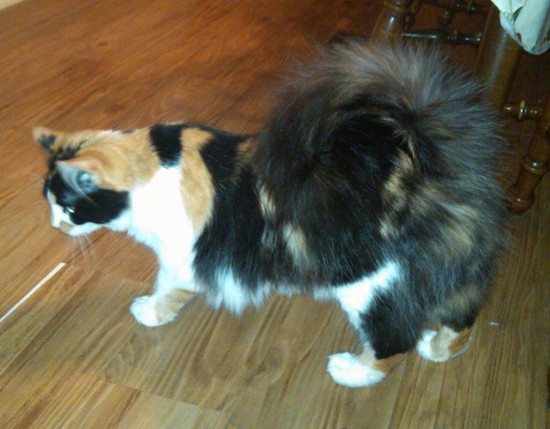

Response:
(53, 218), (104, 237)
(58, 221), (74, 235)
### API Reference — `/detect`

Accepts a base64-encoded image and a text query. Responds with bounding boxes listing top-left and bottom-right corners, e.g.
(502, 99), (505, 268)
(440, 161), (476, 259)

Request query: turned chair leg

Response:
(474, 6), (521, 106)
(475, 6), (549, 213)
(507, 96), (550, 213)
(374, 3), (549, 213)
(372, 0), (416, 38)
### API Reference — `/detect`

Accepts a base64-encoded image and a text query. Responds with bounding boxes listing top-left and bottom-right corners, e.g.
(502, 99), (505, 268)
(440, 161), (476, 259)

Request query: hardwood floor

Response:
(0, 1), (548, 428)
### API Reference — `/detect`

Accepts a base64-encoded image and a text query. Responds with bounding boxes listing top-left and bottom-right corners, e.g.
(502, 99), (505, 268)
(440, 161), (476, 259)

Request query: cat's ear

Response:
(33, 127), (60, 153)
(56, 158), (100, 193)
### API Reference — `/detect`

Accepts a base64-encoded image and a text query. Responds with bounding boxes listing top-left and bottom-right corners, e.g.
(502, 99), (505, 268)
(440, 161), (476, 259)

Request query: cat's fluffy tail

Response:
(253, 40), (503, 215)
(252, 40), (507, 287)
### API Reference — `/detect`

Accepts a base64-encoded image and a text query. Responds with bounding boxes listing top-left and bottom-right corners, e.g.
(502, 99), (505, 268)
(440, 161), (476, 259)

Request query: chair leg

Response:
(474, 6), (550, 214)
(374, 3), (549, 213)
(372, 0), (416, 39)
(474, 5), (522, 107)
(507, 96), (550, 213)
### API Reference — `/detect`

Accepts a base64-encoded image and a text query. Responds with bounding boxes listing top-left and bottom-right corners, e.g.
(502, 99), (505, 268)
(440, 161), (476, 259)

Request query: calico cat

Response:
(35, 41), (507, 387)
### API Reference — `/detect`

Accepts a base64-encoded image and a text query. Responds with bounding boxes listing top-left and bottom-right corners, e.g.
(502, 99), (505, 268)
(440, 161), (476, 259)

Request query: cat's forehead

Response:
(35, 127), (125, 159)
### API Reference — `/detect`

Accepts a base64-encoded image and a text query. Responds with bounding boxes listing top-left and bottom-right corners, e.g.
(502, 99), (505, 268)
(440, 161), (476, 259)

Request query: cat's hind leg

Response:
(328, 274), (422, 387)
(416, 283), (484, 362)
(416, 325), (473, 362)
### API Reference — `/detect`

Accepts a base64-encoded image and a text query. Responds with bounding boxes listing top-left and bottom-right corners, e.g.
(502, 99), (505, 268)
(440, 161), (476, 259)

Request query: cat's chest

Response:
(126, 168), (194, 251)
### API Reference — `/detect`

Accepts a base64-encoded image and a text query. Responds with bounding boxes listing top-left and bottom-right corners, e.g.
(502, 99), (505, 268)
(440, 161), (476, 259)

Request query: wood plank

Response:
(0, 0), (24, 11)
(0, 264), (149, 427)
(228, 301), (405, 428)
(0, 181), (72, 315)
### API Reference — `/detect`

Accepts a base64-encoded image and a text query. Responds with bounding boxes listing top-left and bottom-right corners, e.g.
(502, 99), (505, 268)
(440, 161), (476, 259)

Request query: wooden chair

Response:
(372, 1), (550, 214)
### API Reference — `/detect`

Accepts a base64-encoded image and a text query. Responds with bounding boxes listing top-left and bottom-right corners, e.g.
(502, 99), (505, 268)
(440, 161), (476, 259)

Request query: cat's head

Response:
(34, 127), (134, 236)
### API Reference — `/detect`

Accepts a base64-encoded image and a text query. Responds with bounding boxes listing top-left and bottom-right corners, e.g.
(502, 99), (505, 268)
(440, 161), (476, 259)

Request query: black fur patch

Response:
(37, 134), (56, 150)
(193, 164), (268, 291)
(149, 123), (184, 167)
(194, 124), (249, 185)
(46, 171), (129, 225)
(53, 140), (87, 161)
(361, 289), (423, 359)
(255, 105), (406, 284)
(193, 127), (270, 290)
(71, 189), (129, 225)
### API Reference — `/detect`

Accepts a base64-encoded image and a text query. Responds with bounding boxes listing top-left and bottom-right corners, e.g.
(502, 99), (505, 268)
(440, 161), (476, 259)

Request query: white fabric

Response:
(492, 0), (550, 54)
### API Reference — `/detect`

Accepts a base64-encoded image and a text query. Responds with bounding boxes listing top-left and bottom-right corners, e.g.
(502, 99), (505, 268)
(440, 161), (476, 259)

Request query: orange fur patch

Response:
(34, 127), (99, 155)
(380, 149), (415, 238)
(237, 136), (254, 154)
(180, 128), (216, 231)
(79, 129), (159, 190)
(428, 326), (473, 360)
(446, 326), (473, 357)
(283, 223), (311, 267)
(442, 205), (479, 255)
(35, 127), (160, 191)
(153, 288), (197, 323)
(357, 345), (407, 375)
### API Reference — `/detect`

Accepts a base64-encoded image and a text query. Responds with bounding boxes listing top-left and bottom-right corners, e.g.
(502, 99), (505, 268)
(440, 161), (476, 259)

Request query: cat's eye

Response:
(64, 206), (75, 214)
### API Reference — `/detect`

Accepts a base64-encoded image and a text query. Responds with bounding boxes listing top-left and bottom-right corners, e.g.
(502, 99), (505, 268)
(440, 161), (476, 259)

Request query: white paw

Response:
(416, 329), (443, 361)
(327, 352), (385, 387)
(129, 295), (172, 327)
(416, 328), (472, 362)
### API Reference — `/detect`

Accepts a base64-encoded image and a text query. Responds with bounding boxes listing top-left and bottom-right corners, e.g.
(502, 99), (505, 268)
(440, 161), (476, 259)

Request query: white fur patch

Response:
(127, 168), (194, 256)
(66, 222), (103, 236)
(129, 295), (168, 327)
(332, 261), (400, 329)
(327, 352), (386, 387)
(47, 191), (64, 226)
(416, 330), (440, 360)
(207, 269), (271, 314)
(124, 168), (199, 314)
(416, 327), (471, 362)
(47, 193), (101, 236)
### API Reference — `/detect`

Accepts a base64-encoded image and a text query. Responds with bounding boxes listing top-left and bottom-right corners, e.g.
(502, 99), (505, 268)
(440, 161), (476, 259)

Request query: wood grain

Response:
(0, 0), (24, 10)
(0, 0), (548, 428)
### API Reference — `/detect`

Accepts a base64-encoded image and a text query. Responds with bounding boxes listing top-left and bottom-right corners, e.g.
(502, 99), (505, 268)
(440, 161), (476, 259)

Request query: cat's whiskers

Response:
(68, 236), (80, 263)
(76, 234), (96, 265)
(67, 234), (96, 266)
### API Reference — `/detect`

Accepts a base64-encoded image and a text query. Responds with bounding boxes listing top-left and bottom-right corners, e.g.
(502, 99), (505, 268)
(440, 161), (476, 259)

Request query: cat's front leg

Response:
(130, 262), (199, 327)
(130, 289), (197, 327)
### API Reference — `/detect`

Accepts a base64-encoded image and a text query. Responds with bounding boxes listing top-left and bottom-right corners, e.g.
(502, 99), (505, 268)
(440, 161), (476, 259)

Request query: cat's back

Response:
(250, 40), (507, 284)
